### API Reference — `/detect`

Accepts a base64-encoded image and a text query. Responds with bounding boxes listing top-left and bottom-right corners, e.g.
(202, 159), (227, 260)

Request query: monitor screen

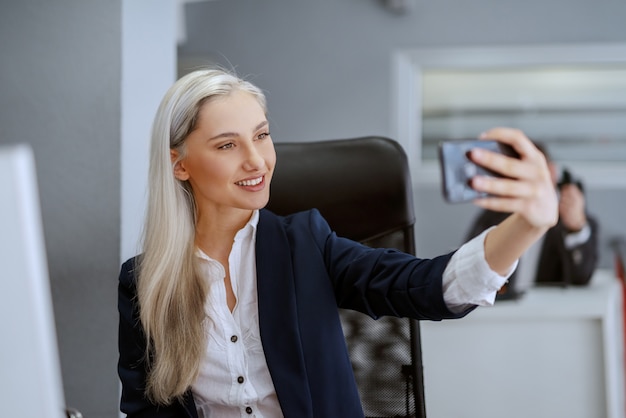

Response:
(0, 144), (67, 418)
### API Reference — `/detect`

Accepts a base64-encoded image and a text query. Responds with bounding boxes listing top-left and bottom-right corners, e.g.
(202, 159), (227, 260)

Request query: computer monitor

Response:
(0, 144), (67, 418)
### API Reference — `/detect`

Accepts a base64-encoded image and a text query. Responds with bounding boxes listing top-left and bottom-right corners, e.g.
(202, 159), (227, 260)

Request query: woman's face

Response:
(173, 90), (276, 216)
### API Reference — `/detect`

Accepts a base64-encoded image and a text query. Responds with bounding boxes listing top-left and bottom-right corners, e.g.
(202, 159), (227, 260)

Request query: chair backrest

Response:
(266, 136), (426, 418)
(267, 136), (415, 250)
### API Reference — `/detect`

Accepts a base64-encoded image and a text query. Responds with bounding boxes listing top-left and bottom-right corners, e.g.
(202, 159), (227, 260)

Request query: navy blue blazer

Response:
(118, 209), (470, 417)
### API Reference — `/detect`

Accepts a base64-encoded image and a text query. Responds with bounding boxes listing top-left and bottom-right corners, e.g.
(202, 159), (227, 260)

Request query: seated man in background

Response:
(465, 142), (599, 298)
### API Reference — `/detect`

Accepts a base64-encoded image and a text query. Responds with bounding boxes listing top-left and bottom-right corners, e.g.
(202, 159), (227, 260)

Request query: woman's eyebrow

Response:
(208, 120), (269, 141)
(254, 120), (269, 131)
(208, 132), (237, 141)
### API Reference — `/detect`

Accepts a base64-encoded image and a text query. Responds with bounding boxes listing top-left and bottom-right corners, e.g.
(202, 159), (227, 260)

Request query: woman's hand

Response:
(467, 127), (559, 275)
(468, 127), (558, 231)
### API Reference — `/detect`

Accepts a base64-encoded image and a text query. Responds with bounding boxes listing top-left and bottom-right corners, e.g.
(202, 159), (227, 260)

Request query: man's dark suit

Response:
(465, 210), (599, 288)
(118, 209), (471, 418)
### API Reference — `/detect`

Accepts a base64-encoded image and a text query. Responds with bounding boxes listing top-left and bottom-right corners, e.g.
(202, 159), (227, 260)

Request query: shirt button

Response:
(245, 406), (253, 414)
(237, 376), (244, 384)
(230, 335), (238, 343)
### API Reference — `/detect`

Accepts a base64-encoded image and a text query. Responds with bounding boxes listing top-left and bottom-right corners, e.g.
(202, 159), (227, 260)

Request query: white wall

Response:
(121, 0), (177, 262)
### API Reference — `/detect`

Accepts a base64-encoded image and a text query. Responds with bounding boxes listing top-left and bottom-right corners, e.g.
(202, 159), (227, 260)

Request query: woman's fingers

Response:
(479, 127), (541, 160)
(473, 196), (524, 213)
(470, 175), (532, 198)
(469, 127), (558, 229)
(472, 128), (548, 180)
(468, 147), (526, 180)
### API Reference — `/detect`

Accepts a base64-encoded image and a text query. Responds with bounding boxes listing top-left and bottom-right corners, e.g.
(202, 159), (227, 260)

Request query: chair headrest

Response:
(266, 136), (415, 242)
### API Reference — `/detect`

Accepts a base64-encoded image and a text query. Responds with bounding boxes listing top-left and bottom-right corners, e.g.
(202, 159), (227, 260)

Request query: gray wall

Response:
(0, 2), (176, 417)
(180, 0), (626, 266)
(0, 1), (121, 416)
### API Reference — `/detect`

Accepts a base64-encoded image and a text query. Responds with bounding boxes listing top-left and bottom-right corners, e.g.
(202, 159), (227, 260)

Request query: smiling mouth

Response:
(236, 176), (263, 186)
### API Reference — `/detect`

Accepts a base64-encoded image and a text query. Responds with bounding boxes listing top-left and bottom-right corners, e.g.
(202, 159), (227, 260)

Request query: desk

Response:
(421, 269), (625, 418)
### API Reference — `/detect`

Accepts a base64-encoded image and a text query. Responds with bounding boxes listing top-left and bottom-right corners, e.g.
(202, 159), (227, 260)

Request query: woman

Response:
(118, 68), (558, 417)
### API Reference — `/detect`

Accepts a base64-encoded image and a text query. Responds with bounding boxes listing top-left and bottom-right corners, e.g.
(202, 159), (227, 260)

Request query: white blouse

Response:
(191, 211), (510, 417)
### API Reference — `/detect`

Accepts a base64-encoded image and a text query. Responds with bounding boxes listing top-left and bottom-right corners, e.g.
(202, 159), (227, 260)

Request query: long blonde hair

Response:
(138, 68), (267, 405)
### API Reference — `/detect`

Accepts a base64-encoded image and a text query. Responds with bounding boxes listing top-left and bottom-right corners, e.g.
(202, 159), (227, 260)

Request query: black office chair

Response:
(266, 136), (426, 418)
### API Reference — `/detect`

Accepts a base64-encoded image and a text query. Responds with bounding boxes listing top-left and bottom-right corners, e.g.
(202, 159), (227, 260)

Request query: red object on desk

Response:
(613, 241), (626, 417)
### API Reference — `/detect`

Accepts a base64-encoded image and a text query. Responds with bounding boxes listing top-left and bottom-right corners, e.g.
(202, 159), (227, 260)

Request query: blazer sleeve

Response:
(302, 209), (469, 321)
(117, 258), (196, 418)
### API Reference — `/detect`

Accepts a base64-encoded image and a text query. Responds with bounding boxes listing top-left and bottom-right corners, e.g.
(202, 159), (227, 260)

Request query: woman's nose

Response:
(243, 145), (265, 170)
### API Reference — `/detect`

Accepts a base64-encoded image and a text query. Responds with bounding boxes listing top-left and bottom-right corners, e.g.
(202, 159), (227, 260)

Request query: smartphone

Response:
(438, 139), (519, 203)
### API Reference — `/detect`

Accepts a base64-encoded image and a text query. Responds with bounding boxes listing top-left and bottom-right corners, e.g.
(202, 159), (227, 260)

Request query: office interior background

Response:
(1, 0), (626, 417)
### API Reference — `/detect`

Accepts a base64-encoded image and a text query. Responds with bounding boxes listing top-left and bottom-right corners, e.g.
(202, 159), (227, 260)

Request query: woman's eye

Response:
(218, 142), (235, 150)
(257, 132), (270, 140)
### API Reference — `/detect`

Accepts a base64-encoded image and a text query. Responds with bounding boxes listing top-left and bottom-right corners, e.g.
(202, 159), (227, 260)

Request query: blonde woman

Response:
(117, 68), (557, 418)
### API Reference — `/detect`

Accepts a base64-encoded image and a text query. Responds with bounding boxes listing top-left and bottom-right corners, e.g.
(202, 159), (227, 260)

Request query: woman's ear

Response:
(171, 150), (189, 181)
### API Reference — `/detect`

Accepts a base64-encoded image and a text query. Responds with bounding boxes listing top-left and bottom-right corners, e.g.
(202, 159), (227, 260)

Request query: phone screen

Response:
(438, 139), (518, 203)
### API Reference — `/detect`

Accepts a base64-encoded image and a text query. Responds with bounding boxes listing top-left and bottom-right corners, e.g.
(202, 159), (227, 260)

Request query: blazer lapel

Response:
(255, 210), (314, 417)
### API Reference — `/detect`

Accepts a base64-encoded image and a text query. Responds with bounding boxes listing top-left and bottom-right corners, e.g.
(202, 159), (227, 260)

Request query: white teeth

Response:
(236, 177), (262, 186)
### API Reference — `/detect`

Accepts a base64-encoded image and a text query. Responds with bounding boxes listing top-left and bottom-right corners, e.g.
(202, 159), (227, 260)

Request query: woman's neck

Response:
(194, 209), (254, 260)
